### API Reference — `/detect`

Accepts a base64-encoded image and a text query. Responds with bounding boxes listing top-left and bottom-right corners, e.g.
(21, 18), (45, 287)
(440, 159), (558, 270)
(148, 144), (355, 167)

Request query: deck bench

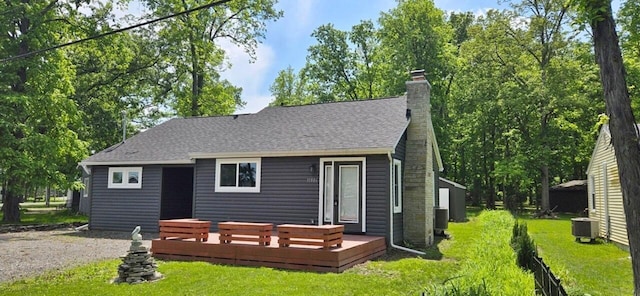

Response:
(218, 222), (273, 246)
(159, 218), (211, 242)
(277, 224), (344, 249)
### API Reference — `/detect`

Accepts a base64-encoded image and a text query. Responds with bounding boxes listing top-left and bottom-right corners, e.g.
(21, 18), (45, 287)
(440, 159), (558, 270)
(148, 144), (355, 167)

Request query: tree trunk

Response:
(472, 178), (481, 206)
(540, 165), (550, 211)
(190, 40), (200, 117)
(45, 185), (51, 207)
(2, 180), (21, 223)
(589, 1), (640, 293)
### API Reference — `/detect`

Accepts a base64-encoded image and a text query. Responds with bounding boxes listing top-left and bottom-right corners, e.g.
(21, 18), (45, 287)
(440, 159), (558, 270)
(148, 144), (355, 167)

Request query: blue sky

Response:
(224, 0), (514, 114)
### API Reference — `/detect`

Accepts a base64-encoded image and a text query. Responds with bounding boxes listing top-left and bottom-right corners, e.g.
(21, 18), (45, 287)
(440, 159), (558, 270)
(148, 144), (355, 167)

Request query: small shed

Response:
(549, 180), (588, 213)
(438, 177), (467, 222)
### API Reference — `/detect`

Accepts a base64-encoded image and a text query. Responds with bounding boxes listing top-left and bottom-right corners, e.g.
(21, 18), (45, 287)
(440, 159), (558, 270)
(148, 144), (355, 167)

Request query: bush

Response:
(511, 220), (537, 271)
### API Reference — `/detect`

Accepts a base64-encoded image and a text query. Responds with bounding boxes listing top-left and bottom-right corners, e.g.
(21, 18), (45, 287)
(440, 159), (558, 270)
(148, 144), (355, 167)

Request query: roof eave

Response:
(429, 119), (444, 172)
(189, 148), (394, 159)
(391, 119), (411, 155)
(439, 177), (466, 189)
(80, 159), (196, 166)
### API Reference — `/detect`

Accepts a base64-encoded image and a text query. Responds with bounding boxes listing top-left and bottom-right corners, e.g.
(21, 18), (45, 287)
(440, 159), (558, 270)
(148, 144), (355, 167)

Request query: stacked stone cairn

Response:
(113, 226), (163, 284)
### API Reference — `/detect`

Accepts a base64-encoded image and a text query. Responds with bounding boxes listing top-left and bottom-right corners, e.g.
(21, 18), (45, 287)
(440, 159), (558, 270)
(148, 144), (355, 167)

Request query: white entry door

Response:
(322, 160), (363, 233)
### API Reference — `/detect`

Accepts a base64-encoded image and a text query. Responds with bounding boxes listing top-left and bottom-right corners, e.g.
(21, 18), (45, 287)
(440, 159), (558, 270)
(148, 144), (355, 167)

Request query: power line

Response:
(0, 0), (232, 63)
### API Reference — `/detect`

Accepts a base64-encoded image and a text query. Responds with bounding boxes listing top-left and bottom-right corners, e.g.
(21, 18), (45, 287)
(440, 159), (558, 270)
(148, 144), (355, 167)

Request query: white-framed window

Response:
(215, 158), (261, 193)
(393, 159), (402, 213)
(108, 167), (143, 189)
(83, 177), (90, 197)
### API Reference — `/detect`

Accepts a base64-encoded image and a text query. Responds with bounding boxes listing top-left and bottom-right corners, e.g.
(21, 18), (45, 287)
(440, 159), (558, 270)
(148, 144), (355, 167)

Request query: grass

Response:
(0, 258), (460, 295)
(0, 210), (534, 296)
(1, 206), (630, 295)
(432, 211), (533, 295)
(0, 201), (88, 225)
(521, 214), (634, 295)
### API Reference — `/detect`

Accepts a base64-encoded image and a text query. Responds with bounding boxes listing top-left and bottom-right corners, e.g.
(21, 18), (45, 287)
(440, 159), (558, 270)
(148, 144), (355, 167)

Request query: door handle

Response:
(334, 201), (338, 206)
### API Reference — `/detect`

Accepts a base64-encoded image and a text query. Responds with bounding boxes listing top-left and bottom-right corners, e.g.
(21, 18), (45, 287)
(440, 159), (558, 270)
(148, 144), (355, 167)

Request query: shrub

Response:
(511, 220), (537, 271)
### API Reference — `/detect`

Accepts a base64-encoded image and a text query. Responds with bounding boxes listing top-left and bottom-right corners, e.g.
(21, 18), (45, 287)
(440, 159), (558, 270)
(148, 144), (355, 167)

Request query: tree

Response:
(579, 0), (640, 292)
(446, 7), (601, 209)
(378, 0), (454, 121)
(302, 21), (385, 102)
(619, 0), (640, 115)
(69, 1), (164, 152)
(304, 23), (359, 101)
(269, 66), (312, 106)
(139, 0), (282, 117)
(506, 0), (573, 211)
(0, 0), (88, 222)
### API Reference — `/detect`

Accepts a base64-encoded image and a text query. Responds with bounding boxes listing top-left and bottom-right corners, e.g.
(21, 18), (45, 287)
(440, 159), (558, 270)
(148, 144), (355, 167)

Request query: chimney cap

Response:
(410, 69), (426, 81)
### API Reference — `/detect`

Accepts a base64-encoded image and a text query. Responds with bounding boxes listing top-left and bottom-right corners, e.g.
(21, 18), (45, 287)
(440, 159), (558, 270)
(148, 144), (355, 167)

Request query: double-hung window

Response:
(392, 159), (402, 213)
(216, 158), (261, 193)
(108, 167), (143, 189)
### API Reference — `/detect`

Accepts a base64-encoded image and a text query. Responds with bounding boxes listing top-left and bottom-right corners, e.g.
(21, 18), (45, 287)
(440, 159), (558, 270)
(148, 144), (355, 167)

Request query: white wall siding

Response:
(588, 131), (629, 246)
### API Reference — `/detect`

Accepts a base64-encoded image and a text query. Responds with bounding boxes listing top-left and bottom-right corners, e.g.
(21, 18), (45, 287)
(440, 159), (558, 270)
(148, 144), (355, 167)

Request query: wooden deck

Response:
(151, 233), (386, 272)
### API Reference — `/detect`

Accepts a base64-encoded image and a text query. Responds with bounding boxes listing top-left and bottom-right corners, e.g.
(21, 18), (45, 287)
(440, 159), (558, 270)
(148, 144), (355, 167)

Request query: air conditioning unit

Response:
(434, 207), (449, 235)
(571, 217), (599, 242)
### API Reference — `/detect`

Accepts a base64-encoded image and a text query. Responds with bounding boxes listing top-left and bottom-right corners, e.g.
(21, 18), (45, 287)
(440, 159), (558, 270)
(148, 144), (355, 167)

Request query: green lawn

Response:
(0, 202), (88, 225)
(522, 214), (634, 295)
(1, 208), (630, 295)
(0, 210), (532, 296)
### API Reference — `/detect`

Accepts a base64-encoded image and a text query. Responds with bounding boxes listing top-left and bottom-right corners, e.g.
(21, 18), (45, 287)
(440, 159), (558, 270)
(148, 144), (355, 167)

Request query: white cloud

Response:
(290, 0), (314, 31)
(276, 0), (317, 42)
(217, 39), (276, 114)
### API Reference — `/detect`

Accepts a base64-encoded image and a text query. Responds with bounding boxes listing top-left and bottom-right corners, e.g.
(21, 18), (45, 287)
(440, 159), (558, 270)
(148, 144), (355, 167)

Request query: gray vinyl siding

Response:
(194, 155), (392, 239)
(392, 132), (407, 244)
(89, 165), (162, 232)
(194, 157), (321, 228)
(89, 155), (393, 241)
(366, 155), (390, 238)
(393, 131), (407, 161)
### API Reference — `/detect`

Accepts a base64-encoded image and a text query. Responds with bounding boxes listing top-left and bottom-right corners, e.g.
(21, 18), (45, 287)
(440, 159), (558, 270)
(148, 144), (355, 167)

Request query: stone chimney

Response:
(403, 69), (435, 247)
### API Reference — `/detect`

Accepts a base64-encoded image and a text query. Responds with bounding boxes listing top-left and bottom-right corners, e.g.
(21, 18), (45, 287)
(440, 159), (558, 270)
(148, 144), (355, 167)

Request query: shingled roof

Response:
(81, 96), (410, 165)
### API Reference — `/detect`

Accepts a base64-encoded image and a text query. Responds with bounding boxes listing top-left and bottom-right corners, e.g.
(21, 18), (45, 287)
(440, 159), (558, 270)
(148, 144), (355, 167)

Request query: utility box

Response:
(571, 217), (599, 242)
(434, 207), (449, 235)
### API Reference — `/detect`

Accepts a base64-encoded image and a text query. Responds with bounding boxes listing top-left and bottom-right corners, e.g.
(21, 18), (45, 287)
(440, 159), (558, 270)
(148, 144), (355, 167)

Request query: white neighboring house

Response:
(586, 124), (632, 247)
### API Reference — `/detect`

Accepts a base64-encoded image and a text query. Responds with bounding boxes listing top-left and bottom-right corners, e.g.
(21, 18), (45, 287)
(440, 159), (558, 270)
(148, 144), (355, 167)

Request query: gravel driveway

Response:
(0, 228), (154, 283)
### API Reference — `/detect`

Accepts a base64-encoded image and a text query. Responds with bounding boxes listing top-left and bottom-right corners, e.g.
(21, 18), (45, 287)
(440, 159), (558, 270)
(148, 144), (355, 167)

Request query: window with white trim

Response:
(108, 167), (142, 189)
(83, 177), (90, 197)
(215, 158), (261, 193)
(393, 159), (402, 213)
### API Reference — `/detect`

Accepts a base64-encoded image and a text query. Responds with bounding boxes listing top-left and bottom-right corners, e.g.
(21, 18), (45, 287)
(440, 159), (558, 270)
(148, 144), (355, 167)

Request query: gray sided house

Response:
(80, 71), (443, 247)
